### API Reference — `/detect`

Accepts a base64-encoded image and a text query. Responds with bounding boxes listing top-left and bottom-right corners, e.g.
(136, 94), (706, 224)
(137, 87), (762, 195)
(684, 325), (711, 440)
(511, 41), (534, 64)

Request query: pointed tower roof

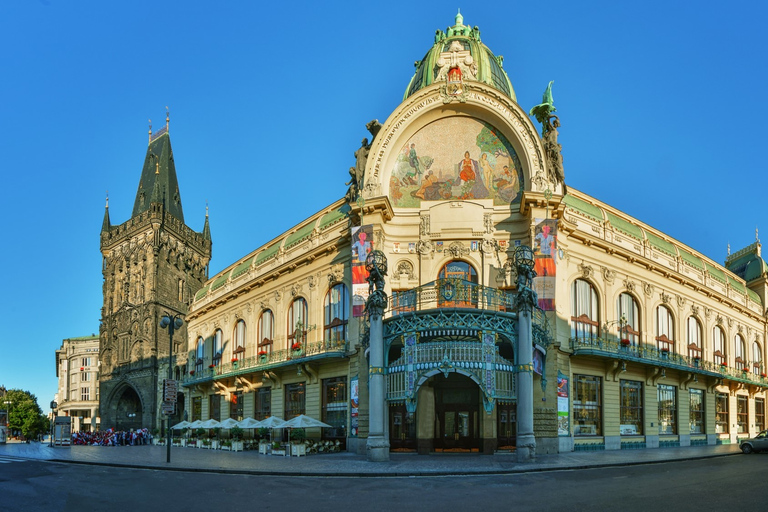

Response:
(203, 202), (211, 241)
(132, 127), (185, 222)
(101, 193), (111, 232)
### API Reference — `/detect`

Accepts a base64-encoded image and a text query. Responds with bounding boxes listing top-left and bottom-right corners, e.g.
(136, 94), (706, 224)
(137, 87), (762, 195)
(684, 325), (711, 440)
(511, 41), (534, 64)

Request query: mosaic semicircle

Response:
(388, 117), (524, 207)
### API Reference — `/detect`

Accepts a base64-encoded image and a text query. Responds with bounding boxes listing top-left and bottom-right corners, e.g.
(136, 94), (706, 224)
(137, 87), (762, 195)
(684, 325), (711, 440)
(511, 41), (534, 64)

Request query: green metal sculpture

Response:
(529, 81), (565, 187)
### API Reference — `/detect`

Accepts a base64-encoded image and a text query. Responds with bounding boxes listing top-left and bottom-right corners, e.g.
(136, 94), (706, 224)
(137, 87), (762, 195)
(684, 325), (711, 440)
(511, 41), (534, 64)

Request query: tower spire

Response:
(203, 201), (211, 241)
(148, 119), (152, 145)
(102, 191), (111, 232)
(166, 106), (169, 132)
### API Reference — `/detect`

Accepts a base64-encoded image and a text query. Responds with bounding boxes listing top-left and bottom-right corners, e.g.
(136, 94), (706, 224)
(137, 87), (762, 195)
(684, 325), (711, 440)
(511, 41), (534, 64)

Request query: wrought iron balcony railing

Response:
(571, 336), (768, 387)
(181, 338), (347, 385)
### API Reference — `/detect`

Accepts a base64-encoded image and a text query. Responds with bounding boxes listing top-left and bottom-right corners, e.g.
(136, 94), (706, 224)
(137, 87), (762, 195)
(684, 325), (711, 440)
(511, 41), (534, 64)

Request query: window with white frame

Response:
(737, 395), (748, 434)
(687, 317), (702, 360)
(571, 280), (599, 341)
(324, 284), (348, 345)
(81, 372), (91, 382)
(655, 306), (674, 353)
(81, 387), (90, 401)
(689, 389), (704, 434)
(713, 327), (726, 365)
(715, 393), (729, 433)
(657, 384), (677, 434)
(617, 293), (640, 346)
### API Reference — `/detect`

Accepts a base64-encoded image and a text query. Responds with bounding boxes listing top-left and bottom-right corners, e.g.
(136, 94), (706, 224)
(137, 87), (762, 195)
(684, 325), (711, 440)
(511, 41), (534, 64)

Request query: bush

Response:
(230, 426), (244, 441)
(290, 428), (306, 442)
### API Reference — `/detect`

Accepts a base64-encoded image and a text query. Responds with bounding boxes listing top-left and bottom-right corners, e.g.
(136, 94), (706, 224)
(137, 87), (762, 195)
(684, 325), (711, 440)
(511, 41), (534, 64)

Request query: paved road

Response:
(0, 453), (762, 512)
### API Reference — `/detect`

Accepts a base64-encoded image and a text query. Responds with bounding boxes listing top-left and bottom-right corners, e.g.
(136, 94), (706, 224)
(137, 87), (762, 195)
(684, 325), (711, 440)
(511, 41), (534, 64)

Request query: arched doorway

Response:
(432, 373), (481, 452)
(114, 387), (143, 431)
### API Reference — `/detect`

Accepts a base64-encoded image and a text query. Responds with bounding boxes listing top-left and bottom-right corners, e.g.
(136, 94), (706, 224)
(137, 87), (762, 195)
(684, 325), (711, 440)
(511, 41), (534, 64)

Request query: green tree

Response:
(3, 389), (47, 440)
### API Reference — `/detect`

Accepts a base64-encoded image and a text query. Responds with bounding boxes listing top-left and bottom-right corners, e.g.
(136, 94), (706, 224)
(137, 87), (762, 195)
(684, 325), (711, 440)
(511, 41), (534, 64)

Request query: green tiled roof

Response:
(725, 243), (768, 282)
(194, 286), (209, 301)
(645, 231), (676, 257)
(728, 277), (746, 294)
(747, 288), (761, 304)
(210, 273), (229, 291)
(285, 223), (316, 250)
(319, 207), (347, 230)
(706, 263), (726, 284)
(231, 257), (254, 280)
(563, 194), (603, 222)
(678, 248), (704, 271)
(256, 243), (281, 265)
(606, 212), (643, 240)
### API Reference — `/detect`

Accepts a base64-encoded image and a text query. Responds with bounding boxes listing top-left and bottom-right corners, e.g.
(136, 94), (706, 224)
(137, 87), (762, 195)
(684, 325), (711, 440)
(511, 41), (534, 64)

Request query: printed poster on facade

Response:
(350, 376), (359, 436)
(351, 225), (374, 317)
(557, 371), (570, 436)
(533, 218), (557, 311)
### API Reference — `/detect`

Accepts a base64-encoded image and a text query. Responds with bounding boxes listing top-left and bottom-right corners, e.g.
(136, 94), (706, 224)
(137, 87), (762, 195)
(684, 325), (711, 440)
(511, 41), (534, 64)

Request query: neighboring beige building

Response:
(55, 335), (101, 432)
(141, 13), (767, 457)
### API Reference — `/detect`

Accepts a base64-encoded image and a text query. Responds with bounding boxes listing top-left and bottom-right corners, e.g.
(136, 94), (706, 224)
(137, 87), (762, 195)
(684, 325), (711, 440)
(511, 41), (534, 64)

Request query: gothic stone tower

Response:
(99, 121), (211, 432)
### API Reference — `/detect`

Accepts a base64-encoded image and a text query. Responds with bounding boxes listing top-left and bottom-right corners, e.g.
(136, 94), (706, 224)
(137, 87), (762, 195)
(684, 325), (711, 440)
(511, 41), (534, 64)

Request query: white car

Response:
(740, 430), (768, 454)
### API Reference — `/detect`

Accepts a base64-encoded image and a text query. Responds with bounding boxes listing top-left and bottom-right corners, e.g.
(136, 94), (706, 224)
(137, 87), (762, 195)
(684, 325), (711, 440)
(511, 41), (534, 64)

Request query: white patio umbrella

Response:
(258, 416), (286, 446)
(199, 418), (221, 429)
(170, 420), (191, 430)
(218, 418), (240, 429)
(188, 420), (204, 429)
(237, 417), (261, 429)
(282, 415), (332, 429)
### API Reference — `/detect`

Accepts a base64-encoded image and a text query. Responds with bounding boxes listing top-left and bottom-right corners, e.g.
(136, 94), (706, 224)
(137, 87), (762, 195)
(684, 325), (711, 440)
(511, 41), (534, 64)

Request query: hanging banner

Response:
(557, 371), (570, 436)
(350, 376), (359, 436)
(351, 225), (374, 317)
(533, 218), (557, 311)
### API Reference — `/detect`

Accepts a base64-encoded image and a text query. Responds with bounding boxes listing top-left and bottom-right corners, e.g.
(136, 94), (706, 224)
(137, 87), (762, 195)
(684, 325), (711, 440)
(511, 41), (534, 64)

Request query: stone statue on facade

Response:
(346, 120), (382, 205)
(529, 81), (565, 188)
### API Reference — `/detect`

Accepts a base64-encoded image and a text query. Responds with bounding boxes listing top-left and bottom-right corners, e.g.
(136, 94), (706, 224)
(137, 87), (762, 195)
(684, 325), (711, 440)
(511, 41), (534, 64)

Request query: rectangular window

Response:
(81, 387), (90, 401)
(230, 391), (243, 421)
(715, 393), (728, 434)
(737, 396), (748, 434)
(81, 357), (91, 367)
(70, 374), (77, 386)
(284, 383), (306, 419)
(192, 397), (202, 422)
(619, 380), (643, 435)
(657, 384), (677, 434)
(255, 387), (271, 421)
(81, 372), (91, 382)
(70, 389), (77, 401)
(209, 394), (221, 422)
(573, 375), (601, 436)
(689, 389), (704, 434)
(756, 398), (765, 430)
(322, 377), (347, 442)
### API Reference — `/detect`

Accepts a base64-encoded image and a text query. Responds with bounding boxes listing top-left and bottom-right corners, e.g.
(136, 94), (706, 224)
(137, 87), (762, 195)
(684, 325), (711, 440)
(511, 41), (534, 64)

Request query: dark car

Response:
(740, 430), (768, 454)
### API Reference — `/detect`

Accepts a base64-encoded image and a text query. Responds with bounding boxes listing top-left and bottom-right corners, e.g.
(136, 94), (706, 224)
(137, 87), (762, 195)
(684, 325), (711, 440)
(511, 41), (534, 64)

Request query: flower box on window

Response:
(720, 362), (727, 368)
(209, 364), (215, 369)
(189, 371), (195, 376)
(291, 343), (302, 352)
(761, 373), (766, 378)
(231, 358), (238, 363)
(620, 339), (631, 346)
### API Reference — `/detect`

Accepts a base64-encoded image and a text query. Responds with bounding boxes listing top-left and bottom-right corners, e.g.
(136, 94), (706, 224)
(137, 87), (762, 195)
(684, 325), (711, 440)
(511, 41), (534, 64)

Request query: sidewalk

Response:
(0, 440), (743, 477)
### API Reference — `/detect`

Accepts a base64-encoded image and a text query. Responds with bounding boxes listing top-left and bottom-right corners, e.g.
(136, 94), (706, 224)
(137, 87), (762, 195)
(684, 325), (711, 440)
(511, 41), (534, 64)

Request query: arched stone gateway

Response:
(113, 386), (143, 432)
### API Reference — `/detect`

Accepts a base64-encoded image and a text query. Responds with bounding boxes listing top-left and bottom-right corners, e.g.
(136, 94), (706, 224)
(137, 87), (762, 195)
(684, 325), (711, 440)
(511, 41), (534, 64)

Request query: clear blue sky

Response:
(1, 1), (766, 409)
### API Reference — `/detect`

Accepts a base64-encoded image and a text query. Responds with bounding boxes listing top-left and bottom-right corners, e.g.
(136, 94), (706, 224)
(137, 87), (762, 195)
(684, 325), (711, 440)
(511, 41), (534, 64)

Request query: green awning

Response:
(563, 194), (603, 222)
(645, 231), (676, 257)
(231, 257), (254, 280)
(706, 263), (726, 284)
(728, 277), (746, 294)
(256, 242), (281, 265)
(285, 222), (316, 250)
(211, 273), (229, 291)
(194, 285), (209, 301)
(678, 248), (704, 271)
(319, 206), (347, 230)
(606, 212), (643, 240)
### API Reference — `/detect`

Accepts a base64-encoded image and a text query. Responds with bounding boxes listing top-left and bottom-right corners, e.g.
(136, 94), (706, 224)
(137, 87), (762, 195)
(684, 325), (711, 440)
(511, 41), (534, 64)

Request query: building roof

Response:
(403, 12), (515, 101)
(131, 130), (185, 222)
(726, 241), (768, 282)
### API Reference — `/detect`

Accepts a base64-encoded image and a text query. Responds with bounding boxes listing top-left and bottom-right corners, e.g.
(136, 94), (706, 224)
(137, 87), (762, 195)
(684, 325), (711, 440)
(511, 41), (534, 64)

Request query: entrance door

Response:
(497, 402), (516, 449)
(433, 373), (480, 452)
(440, 409), (474, 449)
(389, 404), (416, 451)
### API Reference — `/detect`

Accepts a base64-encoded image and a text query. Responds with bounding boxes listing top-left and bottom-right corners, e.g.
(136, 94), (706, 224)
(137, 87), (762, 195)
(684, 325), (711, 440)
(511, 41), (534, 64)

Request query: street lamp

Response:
(3, 400), (11, 442)
(49, 401), (57, 447)
(159, 313), (183, 463)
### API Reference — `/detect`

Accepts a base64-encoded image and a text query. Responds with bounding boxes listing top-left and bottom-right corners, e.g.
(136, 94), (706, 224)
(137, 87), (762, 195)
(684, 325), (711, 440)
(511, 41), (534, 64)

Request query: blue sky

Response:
(1, 1), (766, 410)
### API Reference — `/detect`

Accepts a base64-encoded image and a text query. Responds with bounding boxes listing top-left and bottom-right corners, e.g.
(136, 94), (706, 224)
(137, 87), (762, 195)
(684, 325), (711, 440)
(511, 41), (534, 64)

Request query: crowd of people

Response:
(71, 428), (153, 446)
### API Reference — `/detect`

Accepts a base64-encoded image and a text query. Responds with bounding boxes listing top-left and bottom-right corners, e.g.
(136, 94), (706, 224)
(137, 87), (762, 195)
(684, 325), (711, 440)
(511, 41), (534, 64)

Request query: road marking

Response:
(0, 457), (26, 464)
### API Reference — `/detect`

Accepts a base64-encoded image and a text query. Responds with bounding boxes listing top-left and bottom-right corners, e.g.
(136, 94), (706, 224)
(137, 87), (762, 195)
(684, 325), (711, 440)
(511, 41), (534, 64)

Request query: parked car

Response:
(740, 430), (768, 454)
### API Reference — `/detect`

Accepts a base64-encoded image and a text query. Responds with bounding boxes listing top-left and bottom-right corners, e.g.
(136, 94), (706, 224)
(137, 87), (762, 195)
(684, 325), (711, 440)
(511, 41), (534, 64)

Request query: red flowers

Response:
(208, 364), (215, 369)
(291, 343), (301, 351)
(189, 371), (195, 376)
(231, 358), (238, 363)
(258, 350), (267, 357)
(620, 339), (630, 346)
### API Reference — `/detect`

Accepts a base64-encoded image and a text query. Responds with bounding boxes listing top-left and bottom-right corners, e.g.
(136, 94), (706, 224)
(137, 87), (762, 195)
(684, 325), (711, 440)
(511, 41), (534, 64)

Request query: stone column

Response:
(515, 245), (537, 462)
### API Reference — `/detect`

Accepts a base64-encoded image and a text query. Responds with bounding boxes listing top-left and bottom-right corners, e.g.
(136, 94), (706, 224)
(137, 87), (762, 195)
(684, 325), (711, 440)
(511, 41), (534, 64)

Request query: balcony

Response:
(182, 338), (347, 386)
(571, 336), (768, 387)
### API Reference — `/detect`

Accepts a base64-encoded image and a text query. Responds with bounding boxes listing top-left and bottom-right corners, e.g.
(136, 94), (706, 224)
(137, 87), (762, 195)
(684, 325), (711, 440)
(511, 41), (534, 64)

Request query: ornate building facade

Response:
(98, 116), (212, 432)
(55, 335), (101, 432)
(106, 13), (766, 457)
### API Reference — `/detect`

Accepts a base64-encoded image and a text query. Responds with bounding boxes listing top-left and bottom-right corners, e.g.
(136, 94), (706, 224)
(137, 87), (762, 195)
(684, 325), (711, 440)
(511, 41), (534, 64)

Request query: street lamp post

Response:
(4, 400), (12, 442)
(159, 313), (183, 464)
(49, 401), (57, 447)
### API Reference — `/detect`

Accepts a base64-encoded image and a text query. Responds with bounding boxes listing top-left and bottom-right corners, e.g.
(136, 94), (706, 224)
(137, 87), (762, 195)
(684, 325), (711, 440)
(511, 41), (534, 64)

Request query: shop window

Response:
(655, 306), (674, 353)
(687, 317), (702, 360)
(617, 293), (640, 346)
(689, 389), (704, 434)
(715, 393), (728, 434)
(756, 398), (765, 430)
(230, 391), (243, 421)
(233, 320), (246, 362)
(737, 395), (748, 434)
(657, 384), (677, 434)
(192, 397), (202, 422)
(258, 310), (274, 354)
(322, 377), (347, 444)
(255, 387), (271, 421)
(713, 327), (726, 366)
(324, 284), (348, 345)
(619, 380), (643, 435)
(209, 394), (221, 422)
(573, 375), (601, 436)
(284, 382), (306, 419)
(571, 280), (599, 341)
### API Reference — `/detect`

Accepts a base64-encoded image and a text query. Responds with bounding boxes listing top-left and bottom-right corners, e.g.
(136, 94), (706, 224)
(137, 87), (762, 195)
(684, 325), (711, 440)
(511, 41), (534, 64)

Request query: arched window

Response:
(571, 279), (599, 341)
(324, 284), (348, 346)
(258, 310), (274, 355)
(617, 293), (640, 346)
(713, 327), (726, 365)
(735, 334), (746, 370)
(212, 329), (223, 366)
(233, 320), (246, 362)
(195, 337), (204, 374)
(655, 305), (674, 353)
(686, 317), (702, 359)
(288, 297), (308, 349)
(438, 260), (478, 308)
(752, 341), (762, 374)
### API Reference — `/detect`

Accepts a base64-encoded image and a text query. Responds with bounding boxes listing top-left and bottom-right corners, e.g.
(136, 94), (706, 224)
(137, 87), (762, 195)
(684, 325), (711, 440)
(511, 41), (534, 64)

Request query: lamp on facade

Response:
(160, 313), (183, 464)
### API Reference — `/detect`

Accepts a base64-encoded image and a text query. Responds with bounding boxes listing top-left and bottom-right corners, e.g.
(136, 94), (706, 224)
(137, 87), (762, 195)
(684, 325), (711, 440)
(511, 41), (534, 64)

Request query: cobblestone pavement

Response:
(0, 440), (742, 477)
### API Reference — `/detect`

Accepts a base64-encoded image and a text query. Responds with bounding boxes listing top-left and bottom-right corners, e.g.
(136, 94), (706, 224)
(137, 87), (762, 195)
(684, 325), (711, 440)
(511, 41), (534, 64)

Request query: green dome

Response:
(404, 12), (516, 101)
